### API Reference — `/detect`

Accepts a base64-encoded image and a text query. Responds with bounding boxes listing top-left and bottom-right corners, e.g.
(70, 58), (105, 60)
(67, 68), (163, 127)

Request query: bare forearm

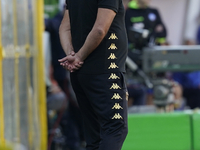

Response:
(77, 28), (105, 61)
(59, 10), (74, 56)
(77, 8), (116, 61)
(59, 27), (74, 55)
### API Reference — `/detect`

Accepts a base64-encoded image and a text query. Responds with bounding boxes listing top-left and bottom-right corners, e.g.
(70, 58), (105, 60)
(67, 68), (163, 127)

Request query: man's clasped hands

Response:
(58, 51), (84, 72)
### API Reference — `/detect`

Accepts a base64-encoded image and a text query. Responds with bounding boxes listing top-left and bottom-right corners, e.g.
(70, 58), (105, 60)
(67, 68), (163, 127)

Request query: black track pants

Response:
(70, 72), (128, 150)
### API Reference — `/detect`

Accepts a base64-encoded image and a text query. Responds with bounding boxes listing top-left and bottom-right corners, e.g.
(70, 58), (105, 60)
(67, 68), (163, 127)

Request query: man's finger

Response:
(72, 65), (79, 70)
(74, 63), (82, 68)
(60, 62), (65, 66)
(60, 60), (69, 66)
(60, 62), (67, 66)
(64, 64), (73, 72)
(62, 65), (68, 70)
(58, 57), (68, 62)
(79, 62), (84, 65)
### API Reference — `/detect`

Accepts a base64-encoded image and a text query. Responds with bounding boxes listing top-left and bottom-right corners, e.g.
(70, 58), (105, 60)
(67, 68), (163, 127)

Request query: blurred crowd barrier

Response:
(122, 111), (200, 150)
(0, 0), (47, 150)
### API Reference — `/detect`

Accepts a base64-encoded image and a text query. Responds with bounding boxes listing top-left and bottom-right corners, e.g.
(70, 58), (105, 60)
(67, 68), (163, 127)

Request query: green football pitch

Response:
(122, 112), (200, 150)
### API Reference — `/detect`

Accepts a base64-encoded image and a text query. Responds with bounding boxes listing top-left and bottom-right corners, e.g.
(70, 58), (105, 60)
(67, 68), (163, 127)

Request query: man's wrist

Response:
(65, 50), (75, 56)
(76, 52), (84, 62)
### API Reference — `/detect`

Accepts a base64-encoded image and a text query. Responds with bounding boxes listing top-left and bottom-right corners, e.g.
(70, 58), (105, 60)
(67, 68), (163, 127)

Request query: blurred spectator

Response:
(184, 39), (196, 45)
(45, 3), (85, 150)
(47, 82), (67, 111)
(127, 80), (147, 106)
(172, 82), (186, 111)
(173, 71), (200, 109)
(125, 0), (167, 48)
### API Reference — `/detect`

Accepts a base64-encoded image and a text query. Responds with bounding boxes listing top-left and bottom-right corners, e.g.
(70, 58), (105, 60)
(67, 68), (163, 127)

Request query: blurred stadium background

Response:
(0, 0), (200, 150)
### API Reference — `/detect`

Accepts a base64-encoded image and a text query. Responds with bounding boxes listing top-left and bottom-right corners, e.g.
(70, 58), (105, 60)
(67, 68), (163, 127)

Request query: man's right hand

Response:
(58, 51), (75, 63)
(58, 53), (84, 72)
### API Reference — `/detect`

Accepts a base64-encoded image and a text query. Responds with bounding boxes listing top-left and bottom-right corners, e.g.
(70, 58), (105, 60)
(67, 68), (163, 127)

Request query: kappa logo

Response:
(112, 103), (123, 109)
(112, 113), (123, 119)
(111, 93), (122, 99)
(108, 63), (119, 69)
(108, 73), (120, 79)
(126, 91), (129, 101)
(108, 53), (117, 59)
(110, 83), (121, 89)
(109, 33), (118, 40)
(108, 43), (117, 50)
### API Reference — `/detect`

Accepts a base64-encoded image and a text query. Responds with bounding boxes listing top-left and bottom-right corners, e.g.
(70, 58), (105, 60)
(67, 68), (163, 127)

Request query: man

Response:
(58, 0), (128, 149)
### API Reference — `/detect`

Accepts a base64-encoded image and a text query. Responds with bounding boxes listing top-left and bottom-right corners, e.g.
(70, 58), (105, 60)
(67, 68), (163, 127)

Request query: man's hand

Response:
(58, 53), (84, 72)
(58, 51), (75, 63)
(58, 51), (75, 71)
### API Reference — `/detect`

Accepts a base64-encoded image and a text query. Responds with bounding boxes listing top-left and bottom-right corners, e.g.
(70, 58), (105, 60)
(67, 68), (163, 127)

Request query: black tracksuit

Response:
(65, 0), (128, 149)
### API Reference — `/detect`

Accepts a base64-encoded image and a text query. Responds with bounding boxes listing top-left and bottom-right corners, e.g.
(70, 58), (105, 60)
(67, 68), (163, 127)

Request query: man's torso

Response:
(66, 0), (128, 74)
